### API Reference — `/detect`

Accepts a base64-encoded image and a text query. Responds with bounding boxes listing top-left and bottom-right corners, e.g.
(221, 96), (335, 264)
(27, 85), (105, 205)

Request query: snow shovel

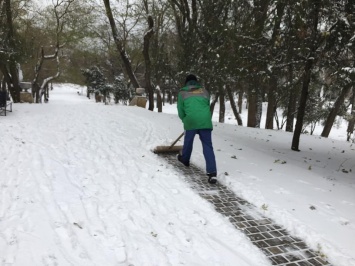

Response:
(153, 132), (184, 154)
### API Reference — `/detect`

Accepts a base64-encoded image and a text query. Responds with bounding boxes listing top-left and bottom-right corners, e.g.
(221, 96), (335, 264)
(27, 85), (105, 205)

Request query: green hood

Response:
(177, 82), (213, 130)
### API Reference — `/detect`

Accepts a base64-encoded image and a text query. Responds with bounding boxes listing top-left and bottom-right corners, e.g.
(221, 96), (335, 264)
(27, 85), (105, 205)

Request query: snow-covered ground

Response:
(0, 84), (354, 266)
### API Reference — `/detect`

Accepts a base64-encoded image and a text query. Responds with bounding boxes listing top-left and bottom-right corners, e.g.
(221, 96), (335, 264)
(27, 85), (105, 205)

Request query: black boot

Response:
(177, 154), (190, 167)
(207, 173), (217, 184)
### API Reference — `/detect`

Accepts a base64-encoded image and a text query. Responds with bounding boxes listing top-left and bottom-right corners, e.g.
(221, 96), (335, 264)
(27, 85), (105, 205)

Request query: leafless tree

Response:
(102, 0), (141, 89)
(32, 0), (75, 103)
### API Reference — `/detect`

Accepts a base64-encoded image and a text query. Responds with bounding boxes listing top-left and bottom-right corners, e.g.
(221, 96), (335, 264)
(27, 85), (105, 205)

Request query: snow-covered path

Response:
(0, 86), (269, 265)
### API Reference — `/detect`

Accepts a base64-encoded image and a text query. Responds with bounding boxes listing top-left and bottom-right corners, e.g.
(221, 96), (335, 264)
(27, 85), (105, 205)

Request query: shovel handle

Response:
(168, 132), (184, 149)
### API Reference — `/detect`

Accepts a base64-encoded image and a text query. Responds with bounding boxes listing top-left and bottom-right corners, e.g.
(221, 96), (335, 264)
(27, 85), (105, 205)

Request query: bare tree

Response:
(32, 0), (76, 103)
(141, 0), (155, 111)
(103, 0), (140, 89)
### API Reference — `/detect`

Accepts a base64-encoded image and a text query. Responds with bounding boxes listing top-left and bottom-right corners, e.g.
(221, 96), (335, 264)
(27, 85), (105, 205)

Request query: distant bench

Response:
(0, 91), (13, 116)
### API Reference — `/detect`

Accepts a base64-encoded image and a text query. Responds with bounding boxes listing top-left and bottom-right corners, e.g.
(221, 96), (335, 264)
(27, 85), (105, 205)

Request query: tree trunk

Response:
(286, 64), (296, 132)
(247, 89), (257, 127)
(143, 15), (155, 111)
(1, 78), (5, 91)
(238, 89), (243, 114)
(86, 86), (91, 99)
(168, 90), (173, 105)
(226, 84), (243, 125)
(265, 0), (285, 129)
(156, 89), (162, 112)
(291, 1), (320, 151)
(347, 89), (355, 141)
(265, 76), (277, 129)
(291, 59), (313, 151)
(8, 62), (20, 102)
(103, 0), (140, 89)
(256, 92), (263, 128)
(210, 93), (219, 117)
(32, 47), (60, 103)
(321, 84), (352, 137)
(32, 47), (44, 103)
(218, 87), (225, 123)
(4, 0), (20, 102)
(0, 64), (14, 94)
(246, 0), (270, 128)
(162, 89), (166, 105)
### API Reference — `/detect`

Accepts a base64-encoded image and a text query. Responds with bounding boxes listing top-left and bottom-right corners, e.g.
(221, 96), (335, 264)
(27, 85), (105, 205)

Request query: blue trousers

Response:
(181, 129), (217, 174)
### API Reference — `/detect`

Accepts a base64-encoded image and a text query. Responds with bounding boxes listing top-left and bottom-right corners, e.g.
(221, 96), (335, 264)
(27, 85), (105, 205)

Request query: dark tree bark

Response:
(321, 84), (352, 137)
(0, 64), (13, 92)
(238, 89), (243, 114)
(265, 0), (285, 129)
(265, 76), (277, 129)
(143, 15), (155, 111)
(156, 89), (162, 112)
(247, 89), (257, 127)
(292, 58), (314, 151)
(103, 0), (140, 89)
(162, 90), (166, 105)
(347, 90), (355, 141)
(219, 87), (225, 123)
(210, 93), (219, 116)
(291, 1), (321, 151)
(246, 0), (271, 128)
(285, 64), (296, 132)
(247, 78), (260, 127)
(226, 84), (243, 125)
(168, 90), (173, 104)
(3, 0), (20, 102)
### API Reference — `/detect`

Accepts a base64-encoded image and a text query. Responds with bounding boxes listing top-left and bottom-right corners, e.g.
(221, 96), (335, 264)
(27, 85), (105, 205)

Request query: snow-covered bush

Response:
(112, 75), (132, 105)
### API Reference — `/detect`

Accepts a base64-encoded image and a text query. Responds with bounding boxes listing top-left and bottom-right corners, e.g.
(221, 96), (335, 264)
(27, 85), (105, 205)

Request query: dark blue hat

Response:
(185, 74), (197, 84)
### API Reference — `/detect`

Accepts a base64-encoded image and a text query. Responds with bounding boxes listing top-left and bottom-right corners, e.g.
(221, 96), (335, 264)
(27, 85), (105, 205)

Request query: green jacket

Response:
(177, 80), (213, 130)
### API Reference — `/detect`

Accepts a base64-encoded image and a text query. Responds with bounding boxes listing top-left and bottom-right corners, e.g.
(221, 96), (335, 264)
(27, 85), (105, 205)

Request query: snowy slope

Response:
(0, 84), (354, 266)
